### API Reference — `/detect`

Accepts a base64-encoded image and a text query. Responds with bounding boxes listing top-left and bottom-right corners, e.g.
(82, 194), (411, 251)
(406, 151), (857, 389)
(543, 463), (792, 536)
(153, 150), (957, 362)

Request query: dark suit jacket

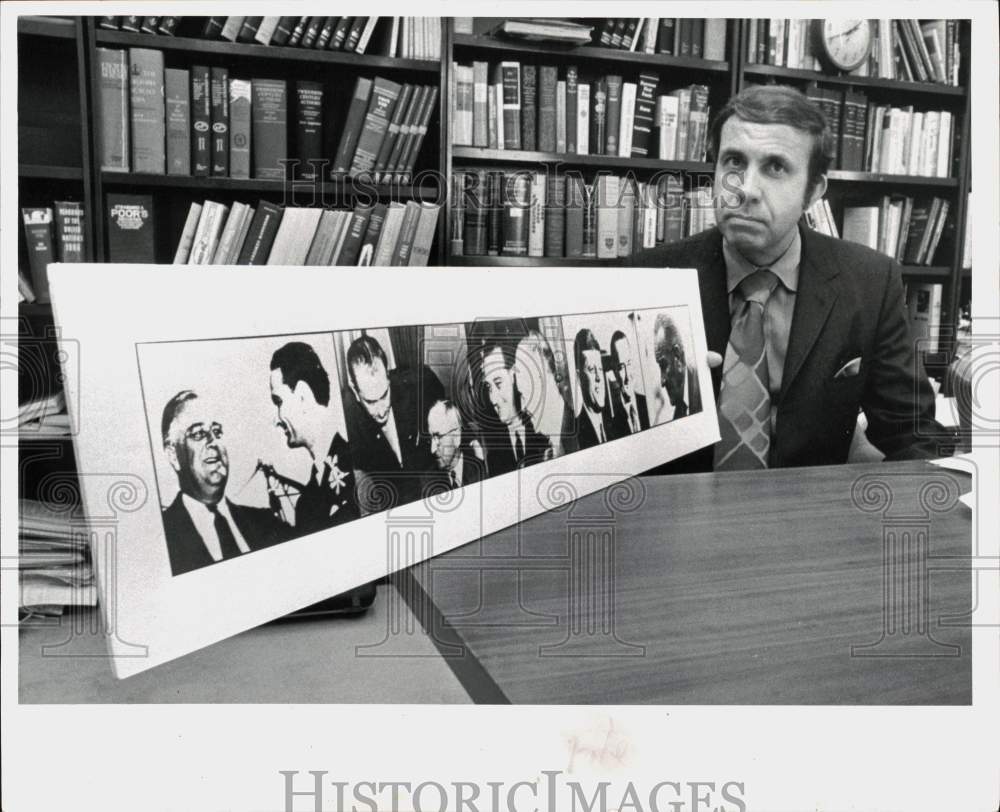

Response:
(294, 432), (361, 536)
(455, 444), (488, 486)
(577, 405), (617, 449)
(481, 414), (548, 476)
(162, 494), (288, 576)
(612, 391), (651, 437)
(629, 224), (941, 472)
(343, 365), (444, 508)
(654, 369), (703, 422)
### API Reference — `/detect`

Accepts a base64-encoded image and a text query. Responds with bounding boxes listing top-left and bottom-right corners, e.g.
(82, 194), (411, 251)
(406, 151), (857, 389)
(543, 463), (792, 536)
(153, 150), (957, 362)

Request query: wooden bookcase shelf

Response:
(741, 63), (968, 97)
(901, 266), (953, 279)
(452, 33), (730, 73)
(17, 15), (77, 39)
(94, 29), (440, 74)
(19, 164), (84, 181)
(452, 147), (712, 174)
(449, 255), (622, 267)
(825, 171), (959, 188)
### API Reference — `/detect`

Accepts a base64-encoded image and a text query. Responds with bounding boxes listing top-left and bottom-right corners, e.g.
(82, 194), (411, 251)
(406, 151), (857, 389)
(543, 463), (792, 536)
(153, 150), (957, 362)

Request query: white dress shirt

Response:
(181, 494), (251, 561)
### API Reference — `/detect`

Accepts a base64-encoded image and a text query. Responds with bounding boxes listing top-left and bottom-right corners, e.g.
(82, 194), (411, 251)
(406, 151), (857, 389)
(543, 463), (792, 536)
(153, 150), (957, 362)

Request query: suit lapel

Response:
(778, 226), (841, 402)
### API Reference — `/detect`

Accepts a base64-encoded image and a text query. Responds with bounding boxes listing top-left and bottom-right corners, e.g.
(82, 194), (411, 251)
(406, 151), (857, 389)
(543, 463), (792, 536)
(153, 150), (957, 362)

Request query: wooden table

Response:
(401, 461), (972, 704)
(19, 583), (472, 703)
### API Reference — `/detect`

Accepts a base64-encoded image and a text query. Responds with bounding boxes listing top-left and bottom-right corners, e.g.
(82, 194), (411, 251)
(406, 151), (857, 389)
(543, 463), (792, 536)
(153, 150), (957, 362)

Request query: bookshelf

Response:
(15, 15), (974, 441)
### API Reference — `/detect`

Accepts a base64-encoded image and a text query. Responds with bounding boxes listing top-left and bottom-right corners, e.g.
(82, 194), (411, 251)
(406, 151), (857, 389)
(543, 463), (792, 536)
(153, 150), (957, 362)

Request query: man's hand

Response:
(706, 351), (723, 369)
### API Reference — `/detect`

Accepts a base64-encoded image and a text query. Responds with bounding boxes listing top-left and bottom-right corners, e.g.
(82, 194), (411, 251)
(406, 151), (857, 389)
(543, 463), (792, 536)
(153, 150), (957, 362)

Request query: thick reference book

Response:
(53, 200), (87, 263)
(332, 76), (373, 174)
(210, 66), (230, 176)
(21, 208), (55, 303)
(350, 77), (402, 176)
(236, 200), (284, 264)
(251, 79), (288, 179)
(129, 48), (165, 174)
(294, 81), (324, 180)
(191, 65), (212, 176)
(520, 65), (538, 151)
(229, 79), (252, 179)
(537, 66), (558, 152)
(164, 68), (191, 175)
(96, 48), (130, 172)
(106, 194), (155, 263)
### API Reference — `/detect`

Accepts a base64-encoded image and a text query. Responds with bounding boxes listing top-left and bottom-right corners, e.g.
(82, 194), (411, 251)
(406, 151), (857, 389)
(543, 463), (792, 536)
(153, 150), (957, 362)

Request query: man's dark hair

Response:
(161, 390), (198, 446)
(574, 328), (602, 376)
(346, 334), (389, 389)
(708, 84), (834, 193)
(479, 337), (516, 372)
(270, 341), (330, 406)
(609, 330), (630, 370)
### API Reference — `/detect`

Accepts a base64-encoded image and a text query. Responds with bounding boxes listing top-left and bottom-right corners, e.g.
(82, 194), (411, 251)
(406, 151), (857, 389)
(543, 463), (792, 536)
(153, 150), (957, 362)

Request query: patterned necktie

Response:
(629, 404), (639, 433)
(210, 504), (242, 560)
(714, 268), (779, 471)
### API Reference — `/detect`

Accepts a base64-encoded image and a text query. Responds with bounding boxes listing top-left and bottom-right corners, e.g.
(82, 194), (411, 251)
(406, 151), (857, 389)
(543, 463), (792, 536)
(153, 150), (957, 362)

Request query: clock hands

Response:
(833, 22), (863, 40)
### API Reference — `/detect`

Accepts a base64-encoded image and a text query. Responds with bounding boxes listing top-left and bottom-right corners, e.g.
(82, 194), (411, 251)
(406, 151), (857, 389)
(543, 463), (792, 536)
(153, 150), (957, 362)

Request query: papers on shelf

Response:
(19, 499), (95, 609)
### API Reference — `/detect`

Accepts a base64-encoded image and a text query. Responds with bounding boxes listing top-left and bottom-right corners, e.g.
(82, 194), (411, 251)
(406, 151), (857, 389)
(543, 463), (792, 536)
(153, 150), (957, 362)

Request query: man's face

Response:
(270, 368), (308, 449)
(428, 402), (462, 471)
(166, 398), (229, 505)
(352, 358), (392, 426)
(580, 348), (606, 412)
(713, 117), (825, 265)
(483, 348), (517, 425)
(612, 337), (635, 402)
(655, 326), (686, 406)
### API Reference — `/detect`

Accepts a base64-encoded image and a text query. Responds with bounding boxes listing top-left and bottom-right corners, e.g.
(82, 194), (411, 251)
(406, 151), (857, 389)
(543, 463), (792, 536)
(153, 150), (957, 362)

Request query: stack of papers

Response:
(19, 498), (96, 615)
(18, 392), (71, 436)
(491, 18), (594, 44)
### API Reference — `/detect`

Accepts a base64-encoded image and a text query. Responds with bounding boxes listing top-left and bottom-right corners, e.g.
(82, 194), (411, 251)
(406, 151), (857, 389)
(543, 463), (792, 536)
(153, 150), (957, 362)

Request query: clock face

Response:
(818, 19), (873, 71)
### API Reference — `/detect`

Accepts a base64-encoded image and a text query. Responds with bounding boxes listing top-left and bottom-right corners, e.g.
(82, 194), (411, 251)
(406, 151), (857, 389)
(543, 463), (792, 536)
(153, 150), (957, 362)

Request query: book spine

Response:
(398, 85), (437, 182)
(350, 78), (401, 176)
(294, 80), (324, 180)
(355, 17), (380, 54)
(604, 75), (623, 156)
(383, 84), (425, 181)
(463, 171), (488, 256)
(209, 66), (230, 176)
(566, 66), (578, 154)
(190, 65), (211, 176)
(453, 64), (473, 146)
(487, 171), (503, 255)
(106, 194), (155, 262)
(528, 171), (546, 257)
(618, 81), (636, 157)
(617, 179), (635, 257)
(129, 48), (166, 174)
(373, 83), (413, 177)
(333, 77), (373, 173)
(98, 16), (119, 30)
(501, 172), (530, 256)
(408, 204), (440, 266)
(237, 16), (263, 44)
(219, 17), (246, 42)
(544, 173), (566, 257)
(228, 79), (252, 179)
(338, 207), (373, 266)
(270, 17), (297, 46)
(690, 18), (704, 58)
(164, 68), (191, 175)
(582, 183), (596, 257)
(564, 175), (585, 257)
(657, 18), (675, 54)
(500, 62), (522, 150)
(173, 202), (202, 263)
(590, 79), (607, 156)
(236, 201), (284, 264)
(286, 17), (309, 47)
(315, 17), (339, 50)
(537, 66), (558, 152)
(631, 73), (657, 158)
(300, 16), (326, 48)
(53, 201), (86, 263)
(472, 61), (489, 147)
(21, 208), (54, 302)
(520, 65), (537, 152)
(158, 17), (180, 36)
(330, 17), (354, 50)
(356, 203), (388, 266)
(577, 84), (590, 154)
(119, 15), (141, 33)
(373, 203), (406, 266)
(390, 201), (422, 265)
(96, 49), (130, 171)
(201, 17), (225, 38)
(555, 81), (567, 153)
(254, 16), (280, 46)
(251, 79), (288, 179)
(345, 17), (368, 52)
(596, 176), (619, 258)
(450, 173), (466, 256)
(487, 75), (499, 149)
(140, 16), (161, 35)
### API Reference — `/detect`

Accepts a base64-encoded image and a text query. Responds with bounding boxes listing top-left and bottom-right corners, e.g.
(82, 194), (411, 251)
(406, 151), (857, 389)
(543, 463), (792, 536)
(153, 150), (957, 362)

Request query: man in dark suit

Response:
(630, 84), (941, 471)
(160, 390), (287, 576)
(609, 329), (650, 436)
(343, 334), (444, 510)
(477, 337), (549, 476)
(268, 341), (360, 535)
(427, 398), (488, 488)
(574, 329), (618, 450)
(650, 312), (703, 424)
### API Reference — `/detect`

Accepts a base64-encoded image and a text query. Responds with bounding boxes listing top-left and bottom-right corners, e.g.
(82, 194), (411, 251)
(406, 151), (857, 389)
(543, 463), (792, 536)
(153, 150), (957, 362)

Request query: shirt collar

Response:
(723, 227), (801, 295)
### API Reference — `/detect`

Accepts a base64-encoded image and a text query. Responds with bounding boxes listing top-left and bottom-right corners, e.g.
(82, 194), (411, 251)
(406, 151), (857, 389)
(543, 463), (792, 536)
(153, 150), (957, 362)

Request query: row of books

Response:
(172, 199), (441, 267)
(96, 48), (438, 182)
(449, 170), (714, 259)
(746, 19), (961, 86)
(452, 63), (710, 162)
(905, 283), (944, 353)
(803, 83), (954, 175)
(806, 195), (951, 266)
(590, 18), (727, 60)
(99, 16), (441, 60)
(20, 202), (88, 303)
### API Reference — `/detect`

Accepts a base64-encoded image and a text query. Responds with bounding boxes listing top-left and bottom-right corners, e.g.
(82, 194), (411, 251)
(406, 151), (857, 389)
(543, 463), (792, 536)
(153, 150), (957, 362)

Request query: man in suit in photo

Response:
(427, 399), (488, 488)
(574, 328), (618, 450)
(477, 337), (549, 476)
(651, 312), (703, 425)
(630, 84), (942, 470)
(268, 341), (360, 535)
(609, 329), (650, 437)
(343, 334), (444, 510)
(160, 390), (287, 576)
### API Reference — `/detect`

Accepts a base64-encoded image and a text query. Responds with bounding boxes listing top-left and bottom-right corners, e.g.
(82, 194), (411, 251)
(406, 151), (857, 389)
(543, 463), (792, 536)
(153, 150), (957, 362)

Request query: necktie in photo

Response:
(449, 469), (459, 489)
(629, 404), (639, 433)
(210, 504), (242, 560)
(514, 431), (524, 463)
(714, 268), (779, 471)
(599, 421), (606, 443)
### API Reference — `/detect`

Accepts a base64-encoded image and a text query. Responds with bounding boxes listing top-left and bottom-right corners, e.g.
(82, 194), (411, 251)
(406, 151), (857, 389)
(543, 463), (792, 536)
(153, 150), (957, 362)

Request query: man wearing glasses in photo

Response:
(160, 390), (288, 576)
(427, 398), (488, 489)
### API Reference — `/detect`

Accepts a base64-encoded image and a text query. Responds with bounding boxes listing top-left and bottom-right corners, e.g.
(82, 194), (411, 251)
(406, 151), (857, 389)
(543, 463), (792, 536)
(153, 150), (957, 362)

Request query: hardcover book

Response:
(251, 79), (288, 179)
(191, 65), (211, 176)
(130, 49), (166, 174)
(229, 79), (252, 179)
(210, 66), (230, 176)
(294, 81), (324, 180)
(96, 48), (130, 172)
(164, 68), (191, 175)
(107, 194), (155, 263)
